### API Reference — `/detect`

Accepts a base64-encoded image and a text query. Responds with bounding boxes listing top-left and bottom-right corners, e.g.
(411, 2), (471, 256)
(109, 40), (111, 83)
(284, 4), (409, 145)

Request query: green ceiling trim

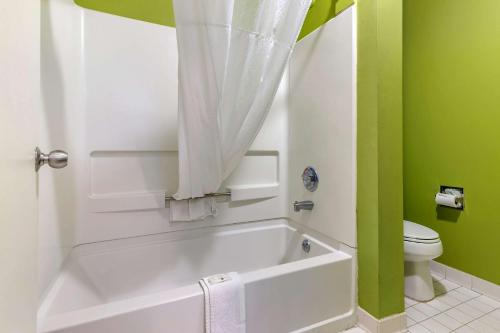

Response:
(299, 0), (354, 39)
(74, 0), (176, 27)
(73, 0), (353, 40)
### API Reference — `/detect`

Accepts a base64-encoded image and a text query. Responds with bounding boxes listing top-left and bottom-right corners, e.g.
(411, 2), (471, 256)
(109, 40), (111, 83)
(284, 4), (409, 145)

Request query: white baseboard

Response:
(430, 260), (500, 301)
(357, 307), (406, 333)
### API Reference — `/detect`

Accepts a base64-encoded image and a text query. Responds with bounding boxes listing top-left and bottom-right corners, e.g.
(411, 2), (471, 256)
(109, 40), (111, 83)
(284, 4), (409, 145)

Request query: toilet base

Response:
(404, 260), (435, 301)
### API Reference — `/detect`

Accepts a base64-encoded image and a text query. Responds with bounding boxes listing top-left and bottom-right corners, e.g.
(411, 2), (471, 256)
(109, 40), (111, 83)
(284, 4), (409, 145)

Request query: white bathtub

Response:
(38, 219), (355, 333)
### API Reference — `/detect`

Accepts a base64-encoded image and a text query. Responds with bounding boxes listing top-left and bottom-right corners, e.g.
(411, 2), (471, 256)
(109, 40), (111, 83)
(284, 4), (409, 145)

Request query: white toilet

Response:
(404, 220), (443, 301)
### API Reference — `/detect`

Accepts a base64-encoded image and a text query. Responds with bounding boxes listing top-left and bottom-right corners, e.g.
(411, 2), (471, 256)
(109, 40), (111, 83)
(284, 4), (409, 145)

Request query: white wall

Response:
(0, 0), (40, 331)
(288, 8), (357, 248)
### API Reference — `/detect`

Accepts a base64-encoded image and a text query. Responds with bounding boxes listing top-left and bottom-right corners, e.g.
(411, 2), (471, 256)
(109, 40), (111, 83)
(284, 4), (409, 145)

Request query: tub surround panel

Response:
(41, 2), (289, 245)
(289, 7), (357, 248)
(42, 0), (358, 252)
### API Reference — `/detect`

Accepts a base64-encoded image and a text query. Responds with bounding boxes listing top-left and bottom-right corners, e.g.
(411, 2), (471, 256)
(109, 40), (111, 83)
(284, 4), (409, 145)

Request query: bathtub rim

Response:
(38, 218), (356, 332)
(39, 251), (351, 332)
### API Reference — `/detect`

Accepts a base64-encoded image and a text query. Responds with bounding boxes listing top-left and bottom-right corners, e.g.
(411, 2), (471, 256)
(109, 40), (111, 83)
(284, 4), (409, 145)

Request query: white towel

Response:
(189, 197), (217, 220)
(170, 197), (217, 222)
(169, 199), (190, 221)
(199, 272), (245, 333)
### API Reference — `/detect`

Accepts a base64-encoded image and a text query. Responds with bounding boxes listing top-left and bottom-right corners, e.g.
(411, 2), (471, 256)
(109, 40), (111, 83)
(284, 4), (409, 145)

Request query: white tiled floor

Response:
(342, 274), (499, 333)
(406, 275), (500, 333)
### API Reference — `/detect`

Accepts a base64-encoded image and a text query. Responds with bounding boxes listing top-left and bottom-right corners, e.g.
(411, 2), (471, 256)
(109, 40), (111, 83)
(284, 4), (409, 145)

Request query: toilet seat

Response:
(404, 237), (440, 244)
(403, 220), (443, 262)
(404, 220), (440, 244)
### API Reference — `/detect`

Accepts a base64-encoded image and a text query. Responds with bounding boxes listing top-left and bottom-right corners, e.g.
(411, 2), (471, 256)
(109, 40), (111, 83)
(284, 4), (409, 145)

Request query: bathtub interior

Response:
(41, 220), (337, 318)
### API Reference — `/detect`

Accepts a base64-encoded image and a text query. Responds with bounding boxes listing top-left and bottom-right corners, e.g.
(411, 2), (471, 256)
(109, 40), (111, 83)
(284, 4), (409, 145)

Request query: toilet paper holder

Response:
(436, 186), (464, 210)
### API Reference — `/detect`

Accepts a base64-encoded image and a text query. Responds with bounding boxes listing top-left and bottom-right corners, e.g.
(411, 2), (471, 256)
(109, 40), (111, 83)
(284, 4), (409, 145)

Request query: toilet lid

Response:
(404, 220), (440, 241)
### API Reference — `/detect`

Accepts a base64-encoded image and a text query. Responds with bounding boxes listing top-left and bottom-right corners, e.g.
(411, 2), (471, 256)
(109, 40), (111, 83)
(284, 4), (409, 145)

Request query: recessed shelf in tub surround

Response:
(88, 151), (281, 212)
(89, 192), (167, 213)
(226, 183), (280, 202)
(89, 184), (280, 213)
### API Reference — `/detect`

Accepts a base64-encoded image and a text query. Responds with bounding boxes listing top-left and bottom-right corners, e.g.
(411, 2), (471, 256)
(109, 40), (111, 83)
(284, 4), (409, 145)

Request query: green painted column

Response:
(356, 0), (405, 319)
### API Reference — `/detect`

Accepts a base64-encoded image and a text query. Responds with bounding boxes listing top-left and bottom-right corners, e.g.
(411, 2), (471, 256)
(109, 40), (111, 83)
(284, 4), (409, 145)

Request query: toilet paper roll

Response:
(435, 193), (462, 208)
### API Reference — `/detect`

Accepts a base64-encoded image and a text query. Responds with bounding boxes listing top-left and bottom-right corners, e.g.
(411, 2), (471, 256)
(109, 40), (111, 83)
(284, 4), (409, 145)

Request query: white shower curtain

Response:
(173, 0), (311, 200)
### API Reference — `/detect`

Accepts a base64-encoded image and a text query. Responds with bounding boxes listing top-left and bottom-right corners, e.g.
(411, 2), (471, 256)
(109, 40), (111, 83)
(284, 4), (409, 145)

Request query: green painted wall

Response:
(74, 0), (176, 27)
(74, 0), (353, 40)
(299, 0), (354, 39)
(357, 0), (404, 319)
(404, 0), (500, 284)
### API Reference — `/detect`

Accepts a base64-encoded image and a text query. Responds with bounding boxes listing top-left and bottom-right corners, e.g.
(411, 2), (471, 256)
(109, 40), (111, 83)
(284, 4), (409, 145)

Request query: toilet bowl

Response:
(404, 220), (443, 301)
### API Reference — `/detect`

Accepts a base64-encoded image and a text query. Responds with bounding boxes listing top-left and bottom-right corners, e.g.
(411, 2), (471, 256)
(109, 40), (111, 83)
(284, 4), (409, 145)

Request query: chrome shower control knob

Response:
(302, 239), (311, 253)
(35, 147), (68, 171)
(302, 166), (319, 192)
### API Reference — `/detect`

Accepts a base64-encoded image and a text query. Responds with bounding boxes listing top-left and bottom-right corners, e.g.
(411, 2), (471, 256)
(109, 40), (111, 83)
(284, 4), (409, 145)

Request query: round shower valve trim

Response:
(302, 166), (319, 192)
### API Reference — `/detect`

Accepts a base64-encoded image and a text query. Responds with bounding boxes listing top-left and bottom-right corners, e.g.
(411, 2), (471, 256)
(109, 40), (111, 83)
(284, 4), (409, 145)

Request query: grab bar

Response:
(164, 192), (231, 203)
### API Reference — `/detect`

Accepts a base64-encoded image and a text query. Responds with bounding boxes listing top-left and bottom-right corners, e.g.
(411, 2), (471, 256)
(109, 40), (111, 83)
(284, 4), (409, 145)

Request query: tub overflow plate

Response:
(302, 239), (311, 253)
